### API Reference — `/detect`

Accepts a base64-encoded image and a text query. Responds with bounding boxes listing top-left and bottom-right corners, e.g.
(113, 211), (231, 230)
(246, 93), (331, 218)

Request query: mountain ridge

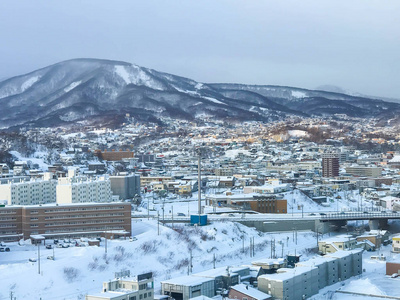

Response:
(0, 58), (399, 129)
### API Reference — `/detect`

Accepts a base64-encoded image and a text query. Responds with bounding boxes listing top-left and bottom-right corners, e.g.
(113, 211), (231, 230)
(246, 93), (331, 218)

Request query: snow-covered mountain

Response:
(0, 58), (399, 128)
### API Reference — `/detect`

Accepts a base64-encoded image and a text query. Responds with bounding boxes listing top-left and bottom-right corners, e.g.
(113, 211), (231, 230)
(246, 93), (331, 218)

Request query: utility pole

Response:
(270, 239), (273, 258)
(213, 253), (216, 269)
(252, 237), (255, 257)
(147, 196), (150, 220)
(162, 204), (165, 224)
(172, 206), (174, 229)
(105, 231), (107, 254)
(190, 250), (193, 274)
(197, 153), (201, 226)
(157, 212), (160, 235)
(38, 242), (41, 275)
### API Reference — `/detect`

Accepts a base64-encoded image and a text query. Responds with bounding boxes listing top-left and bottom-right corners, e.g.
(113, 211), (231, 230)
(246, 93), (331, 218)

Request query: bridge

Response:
(137, 211), (400, 233)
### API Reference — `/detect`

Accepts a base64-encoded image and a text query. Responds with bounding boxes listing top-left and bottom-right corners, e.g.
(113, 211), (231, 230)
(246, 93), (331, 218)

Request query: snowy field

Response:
(0, 218), (320, 300)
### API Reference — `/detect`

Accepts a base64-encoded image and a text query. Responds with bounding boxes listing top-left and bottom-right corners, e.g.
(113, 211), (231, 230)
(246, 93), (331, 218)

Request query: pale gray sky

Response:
(1, 0), (399, 98)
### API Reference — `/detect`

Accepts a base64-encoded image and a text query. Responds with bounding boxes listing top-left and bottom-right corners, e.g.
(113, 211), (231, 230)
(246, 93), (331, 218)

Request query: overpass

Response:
(142, 211), (400, 233)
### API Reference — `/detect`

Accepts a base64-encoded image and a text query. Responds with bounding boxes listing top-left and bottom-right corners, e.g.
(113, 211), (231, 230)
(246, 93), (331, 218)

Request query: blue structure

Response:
(190, 214), (208, 226)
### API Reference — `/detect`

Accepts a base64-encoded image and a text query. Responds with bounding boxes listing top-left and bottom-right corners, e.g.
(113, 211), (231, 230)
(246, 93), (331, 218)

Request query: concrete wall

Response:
(238, 219), (317, 233)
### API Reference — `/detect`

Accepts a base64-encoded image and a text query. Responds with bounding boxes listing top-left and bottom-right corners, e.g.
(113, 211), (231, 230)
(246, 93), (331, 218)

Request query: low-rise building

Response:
(228, 283), (271, 300)
(86, 272), (153, 300)
(392, 234), (400, 253)
(318, 235), (357, 254)
(258, 250), (363, 300)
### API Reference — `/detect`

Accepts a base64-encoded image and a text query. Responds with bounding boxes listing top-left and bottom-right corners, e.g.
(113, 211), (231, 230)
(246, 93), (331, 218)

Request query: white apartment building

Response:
(0, 173), (57, 205)
(56, 169), (113, 204)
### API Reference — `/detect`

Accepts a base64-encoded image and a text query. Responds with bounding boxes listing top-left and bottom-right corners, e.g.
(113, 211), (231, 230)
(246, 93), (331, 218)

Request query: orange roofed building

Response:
(95, 149), (134, 161)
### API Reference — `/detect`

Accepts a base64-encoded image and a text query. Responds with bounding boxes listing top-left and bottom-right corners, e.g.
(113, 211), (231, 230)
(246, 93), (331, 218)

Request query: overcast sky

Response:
(1, 0), (399, 98)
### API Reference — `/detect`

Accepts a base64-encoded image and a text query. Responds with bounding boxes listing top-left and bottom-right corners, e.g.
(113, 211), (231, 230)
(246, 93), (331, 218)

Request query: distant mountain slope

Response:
(0, 58), (398, 128)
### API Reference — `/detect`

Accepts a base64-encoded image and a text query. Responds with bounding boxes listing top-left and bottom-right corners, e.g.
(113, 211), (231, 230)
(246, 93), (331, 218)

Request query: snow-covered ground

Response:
(0, 219), (319, 300)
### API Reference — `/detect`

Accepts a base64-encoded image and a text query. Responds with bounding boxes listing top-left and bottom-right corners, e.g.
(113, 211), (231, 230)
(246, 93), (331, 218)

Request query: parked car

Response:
(319, 213), (326, 216)
(177, 213), (186, 216)
(0, 247), (4, 252)
(53, 239), (59, 244)
(47, 256), (54, 260)
(29, 258), (37, 262)
(129, 237), (138, 242)
(5, 247), (10, 252)
(309, 213), (316, 216)
(46, 244), (52, 249)
(61, 244), (69, 248)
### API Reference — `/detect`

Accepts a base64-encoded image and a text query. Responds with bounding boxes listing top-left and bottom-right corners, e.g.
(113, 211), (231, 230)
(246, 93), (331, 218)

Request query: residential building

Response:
(392, 234), (400, 253)
(86, 272), (154, 300)
(56, 170), (113, 204)
(228, 283), (271, 300)
(322, 153), (339, 178)
(345, 166), (382, 177)
(214, 168), (234, 177)
(318, 235), (357, 254)
(258, 250), (362, 300)
(140, 177), (173, 188)
(110, 173), (140, 200)
(94, 149), (134, 161)
(0, 173), (57, 205)
(0, 202), (131, 241)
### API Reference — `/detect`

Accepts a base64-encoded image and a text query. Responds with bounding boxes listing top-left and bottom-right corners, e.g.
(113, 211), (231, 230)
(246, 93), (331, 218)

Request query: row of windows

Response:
(44, 213), (125, 220)
(44, 226), (125, 233)
(0, 224), (17, 228)
(0, 217), (17, 221)
(0, 211), (17, 214)
(44, 220), (124, 227)
(43, 206), (126, 213)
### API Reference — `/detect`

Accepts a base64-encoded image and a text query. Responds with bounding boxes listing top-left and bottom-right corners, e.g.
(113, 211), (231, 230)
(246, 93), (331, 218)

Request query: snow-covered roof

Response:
(259, 266), (316, 282)
(161, 275), (213, 286)
(251, 258), (285, 266)
(320, 235), (355, 243)
(230, 283), (271, 299)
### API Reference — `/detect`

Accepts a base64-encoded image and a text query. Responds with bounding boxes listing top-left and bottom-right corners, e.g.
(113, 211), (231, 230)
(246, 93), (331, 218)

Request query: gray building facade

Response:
(110, 174), (140, 200)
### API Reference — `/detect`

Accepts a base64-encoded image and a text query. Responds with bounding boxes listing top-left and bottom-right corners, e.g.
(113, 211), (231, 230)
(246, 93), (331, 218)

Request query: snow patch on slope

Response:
(21, 76), (40, 92)
(115, 65), (132, 85)
(204, 97), (226, 105)
(291, 91), (307, 98)
(288, 130), (309, 137)
(64, 81), (82, 93)
(114, 65), (163, 90)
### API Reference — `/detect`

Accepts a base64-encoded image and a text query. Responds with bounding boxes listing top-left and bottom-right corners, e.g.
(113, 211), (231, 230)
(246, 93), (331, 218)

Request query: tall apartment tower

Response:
(322, 153), (339, 177)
